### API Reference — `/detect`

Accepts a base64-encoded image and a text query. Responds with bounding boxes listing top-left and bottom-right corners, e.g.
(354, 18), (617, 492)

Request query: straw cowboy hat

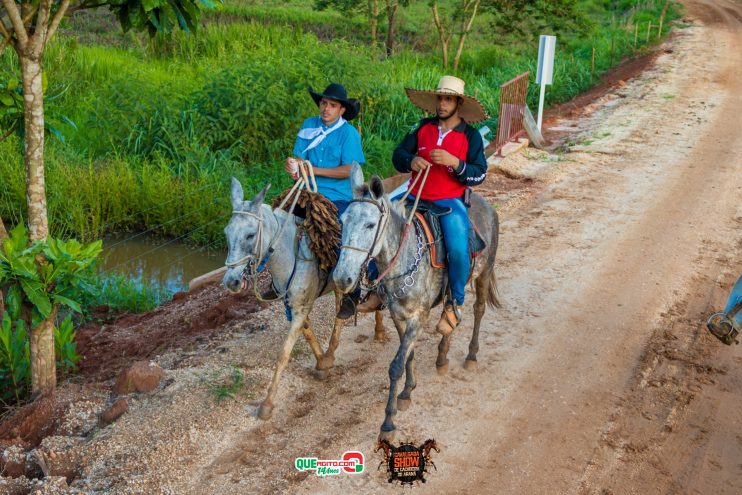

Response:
(308, 83), (361, 121)
(405, 75), (489, 123)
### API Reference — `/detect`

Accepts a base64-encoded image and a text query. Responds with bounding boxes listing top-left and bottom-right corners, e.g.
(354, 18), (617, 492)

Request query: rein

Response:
(225, 167), (318, 301)
(341, 166), (431, 288)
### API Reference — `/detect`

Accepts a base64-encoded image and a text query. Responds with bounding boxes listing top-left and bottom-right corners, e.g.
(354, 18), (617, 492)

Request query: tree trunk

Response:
(20, 55), (49, 243)
(20, 53), (55, 395)
(453, 0), (480, 72)
(368, 0), (379, 46)
(385, 0), (398, 57)
(30, 306), (57, 394)
(431, 2), (449, 68)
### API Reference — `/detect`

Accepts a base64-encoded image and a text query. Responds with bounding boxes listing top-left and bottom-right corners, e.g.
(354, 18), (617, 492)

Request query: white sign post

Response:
(536, 35), (556, 131)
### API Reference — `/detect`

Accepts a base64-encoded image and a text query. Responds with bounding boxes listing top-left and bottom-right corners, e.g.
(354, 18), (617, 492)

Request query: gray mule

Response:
(333, 166), (501, 440)
(223, 178), (386, 420)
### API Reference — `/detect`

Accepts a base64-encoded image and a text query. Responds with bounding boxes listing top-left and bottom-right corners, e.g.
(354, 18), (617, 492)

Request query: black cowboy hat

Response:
(308, 83), (360, 121)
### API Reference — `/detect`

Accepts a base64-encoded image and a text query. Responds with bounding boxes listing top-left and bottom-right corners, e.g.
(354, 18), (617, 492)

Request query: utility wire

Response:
(107, 215), (229, 272)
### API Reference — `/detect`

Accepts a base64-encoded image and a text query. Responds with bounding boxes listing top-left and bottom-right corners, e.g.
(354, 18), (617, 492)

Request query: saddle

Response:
(404, 198), (487, 269)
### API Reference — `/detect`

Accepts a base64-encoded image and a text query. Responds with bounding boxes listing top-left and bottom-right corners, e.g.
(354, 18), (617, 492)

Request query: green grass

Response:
(207, 365), (253, 402)
(80, 270), (174, 314)
(0, 0), (682, 249)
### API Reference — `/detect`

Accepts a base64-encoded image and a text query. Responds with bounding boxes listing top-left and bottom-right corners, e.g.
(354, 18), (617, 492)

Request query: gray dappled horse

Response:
(223, 178), (385, 420)
(333, 166), (501, 440)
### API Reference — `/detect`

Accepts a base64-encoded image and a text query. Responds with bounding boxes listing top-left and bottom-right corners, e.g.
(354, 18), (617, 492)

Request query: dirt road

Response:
(45, 1), (741, 493)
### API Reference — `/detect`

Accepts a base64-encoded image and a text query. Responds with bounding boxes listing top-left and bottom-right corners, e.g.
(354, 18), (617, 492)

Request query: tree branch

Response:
(22, 5), (40, 28)
(453, 0), (479, 71)
(431, 1), (449, 68)
(46, 0), (71, 44)
(0, 125), (15, 143)
(32, 0), (54, 48)
(1, 0), (29, 48)
(67, 2), (108, 15)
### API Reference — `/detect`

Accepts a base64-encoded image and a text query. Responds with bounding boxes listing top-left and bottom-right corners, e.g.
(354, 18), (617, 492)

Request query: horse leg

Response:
(380, 317), (420, 441)
(374, 310), (387, 342)
(258, 309), (308, 420)
(315, 316), (344, 380)
(464, 274), (488, 371)
(436, 334), (451, 375)
(298, 316), (328, 379)
(396, 349), (416, 411)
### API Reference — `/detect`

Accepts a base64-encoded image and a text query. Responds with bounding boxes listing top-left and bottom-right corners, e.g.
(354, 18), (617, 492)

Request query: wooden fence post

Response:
(591, 46), (595, 82)
(646, 22), (652, 43)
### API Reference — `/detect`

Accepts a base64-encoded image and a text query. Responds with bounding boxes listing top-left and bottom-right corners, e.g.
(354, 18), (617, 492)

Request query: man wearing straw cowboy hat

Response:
(285, 83), (367, 318)
(364, 75), (489, 335)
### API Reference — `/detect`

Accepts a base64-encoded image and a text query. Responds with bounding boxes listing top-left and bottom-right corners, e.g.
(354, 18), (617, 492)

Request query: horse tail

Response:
(486, 266), (502, 310)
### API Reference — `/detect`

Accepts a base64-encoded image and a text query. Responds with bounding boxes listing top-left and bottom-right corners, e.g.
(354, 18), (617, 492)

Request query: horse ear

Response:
(251, 182), (271, 212)
(370, 175), (384, 200)
(231, 177), (244, 210)
(350, 162), (364, 199)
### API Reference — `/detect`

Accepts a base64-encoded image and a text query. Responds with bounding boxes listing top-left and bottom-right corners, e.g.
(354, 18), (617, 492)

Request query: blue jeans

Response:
(408, 195), (470, 306)
(434, 197), (471, 306)
(725, 275), (742, 329)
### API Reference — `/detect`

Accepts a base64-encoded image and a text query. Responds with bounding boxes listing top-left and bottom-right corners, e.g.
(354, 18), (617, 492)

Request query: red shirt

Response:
(408, 122), (469, 200)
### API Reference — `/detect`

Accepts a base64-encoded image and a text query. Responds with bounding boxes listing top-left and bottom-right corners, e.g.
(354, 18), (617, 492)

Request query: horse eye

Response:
(245, 233), (254, 239)
(365, 223), (376, 229)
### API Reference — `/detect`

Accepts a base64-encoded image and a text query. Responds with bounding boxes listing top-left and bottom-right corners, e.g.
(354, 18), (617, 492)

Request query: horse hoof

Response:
(257, 402), (273, 420)
(397, 398), (412, 411)
(318, 356), (335, 370)
(374, 332), (387, 343)
(436, 363), (449, 375)
(463, 359), (478, 371)
(378, 429), (396, 442)
(312, 369), (329, 381)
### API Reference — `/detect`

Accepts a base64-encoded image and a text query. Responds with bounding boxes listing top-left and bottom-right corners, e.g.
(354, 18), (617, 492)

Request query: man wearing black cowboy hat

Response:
(285, 83), (364, 204)
(285, 83), (366, 318)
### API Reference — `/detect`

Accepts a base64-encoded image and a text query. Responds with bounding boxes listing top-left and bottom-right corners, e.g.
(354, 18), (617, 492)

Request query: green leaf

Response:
(60, 115), (78, 131)
(31, 307), (44, 329)
(20, 279), (52, 317)
(6, 285), (22, 321)
(52, 293), (82, 313)
(7, 78), (19, 91)
(46, 123), (66, 143)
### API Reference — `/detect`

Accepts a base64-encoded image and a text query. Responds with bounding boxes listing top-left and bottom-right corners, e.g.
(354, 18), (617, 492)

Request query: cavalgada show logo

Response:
(294, 451), (364, 476)
(376, 438), (440, 485)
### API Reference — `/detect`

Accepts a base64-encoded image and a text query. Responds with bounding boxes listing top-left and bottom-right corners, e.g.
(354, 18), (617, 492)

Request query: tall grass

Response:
(0, 0), (681, 248)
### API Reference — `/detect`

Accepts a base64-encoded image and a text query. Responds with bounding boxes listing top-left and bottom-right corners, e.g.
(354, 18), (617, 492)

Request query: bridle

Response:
(339, 197), (389, 271)
(339, 167), (431, 289)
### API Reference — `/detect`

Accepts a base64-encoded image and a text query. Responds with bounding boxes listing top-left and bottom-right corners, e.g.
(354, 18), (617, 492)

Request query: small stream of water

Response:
(100, 235), (226, 293)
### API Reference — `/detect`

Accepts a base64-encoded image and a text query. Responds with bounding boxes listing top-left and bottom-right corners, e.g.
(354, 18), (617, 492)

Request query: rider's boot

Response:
(357, 291), (383, 313)
(336, 291), (359, 320)
(436, 304), (461, 336)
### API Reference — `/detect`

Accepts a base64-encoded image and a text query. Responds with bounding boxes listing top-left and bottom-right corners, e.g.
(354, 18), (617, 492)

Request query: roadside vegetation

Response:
(0, 0), (681, 248)
(0, 0), (680, 407)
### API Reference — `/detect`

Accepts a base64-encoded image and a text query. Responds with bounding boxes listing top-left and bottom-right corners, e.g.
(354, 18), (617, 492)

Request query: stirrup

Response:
(706, 312), (739, 345)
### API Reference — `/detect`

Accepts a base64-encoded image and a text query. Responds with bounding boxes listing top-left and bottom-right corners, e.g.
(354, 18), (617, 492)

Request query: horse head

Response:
(222, 177), (271, 293)
(333, 164), (388, 294)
